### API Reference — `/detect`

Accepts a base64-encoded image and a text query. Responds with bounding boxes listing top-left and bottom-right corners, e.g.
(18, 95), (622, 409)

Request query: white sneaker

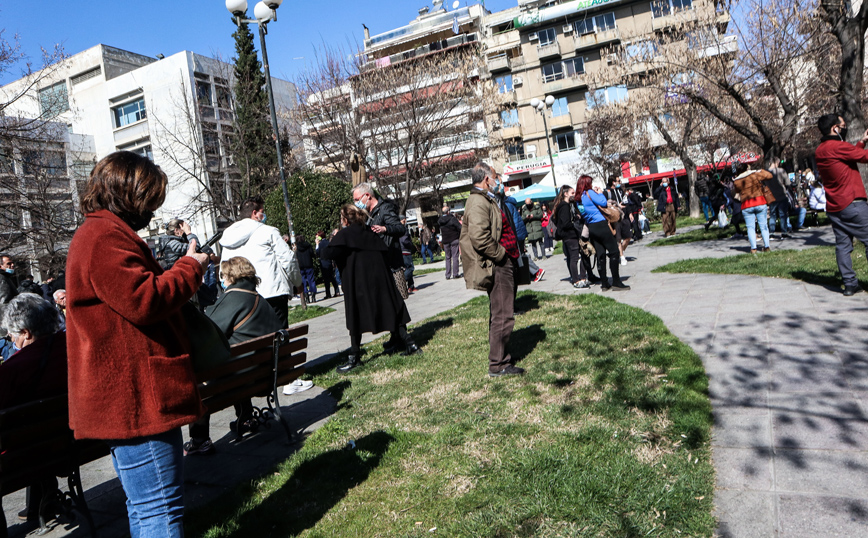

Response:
(620, 256), (627, 266)
(283, 379), (314, 395)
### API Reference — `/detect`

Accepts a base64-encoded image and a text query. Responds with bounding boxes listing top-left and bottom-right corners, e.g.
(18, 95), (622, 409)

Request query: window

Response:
(38, 82), (69, 117)
(565, 57), (584, 76)
(131, 145), (153, 161)
(113, 98), (147, 128)
(541, 62), (564, 83)
(216, 85), (232, 109)
(652, 0), (692, 17)
(538, 27), (556, 46)
(500, 109), (520, 127)
(506, 142), (525, 161)
(625, 39), (658, 60)
(595, 12), (617, 32)
(495, 74), (514, 93)
(0, 149), (13, 174)
(574, 12), (616, 34)
(551, 97), (569, 117)
(555, 131), (578, 152)
(196, 81), (213, 106)
(585, 85), (628, 109)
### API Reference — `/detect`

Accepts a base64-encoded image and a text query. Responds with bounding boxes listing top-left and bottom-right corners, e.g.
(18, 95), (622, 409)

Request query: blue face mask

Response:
(261, 213), (267, 224)
(354, 200), (367, 210)
(3, 269), (12, 274)
(220, 280), (227, 290)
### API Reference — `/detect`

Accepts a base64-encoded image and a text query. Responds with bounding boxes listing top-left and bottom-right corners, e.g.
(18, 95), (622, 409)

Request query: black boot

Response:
(610, 256), (631, 291)
(337, 355), (360, 373)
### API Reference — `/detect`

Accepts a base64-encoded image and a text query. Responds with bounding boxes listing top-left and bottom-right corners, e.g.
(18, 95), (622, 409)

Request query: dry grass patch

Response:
(369, 368), (417, 386)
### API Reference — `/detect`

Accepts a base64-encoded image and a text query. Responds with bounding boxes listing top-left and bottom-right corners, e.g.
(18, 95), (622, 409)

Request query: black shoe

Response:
(843, 284), (863, 296)
(402, 344), (422, 356)
(383, 340), (405, 354)
(601, 285), (612, 292)
(611, 282), (631, 291)
(337, 355), (361, 373)
(489, 364), (525, 377)
(183, 438), (215, 455)
(325, 294), (332, 299)
(18, 508), (37, 522)
(588, 275), (601, 284)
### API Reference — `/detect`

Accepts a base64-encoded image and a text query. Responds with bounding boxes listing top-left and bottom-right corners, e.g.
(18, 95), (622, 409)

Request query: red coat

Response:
(66, 210), (205, 440)
(815, 137), (868, 213)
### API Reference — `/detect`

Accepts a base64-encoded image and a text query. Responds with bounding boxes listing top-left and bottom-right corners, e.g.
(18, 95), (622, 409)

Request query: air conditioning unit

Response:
(563, 25), (573, 33)
(513, 76), (524, 86)
(606, 53), (619, 65)
(528, 32), (539, 41)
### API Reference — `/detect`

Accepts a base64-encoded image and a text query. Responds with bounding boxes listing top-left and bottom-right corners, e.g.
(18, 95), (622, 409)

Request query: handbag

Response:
(588, 195), (620, 235)
(181, 302), (231, 373)
(516, 255), (532, 286)
(392, 268), (410, 300)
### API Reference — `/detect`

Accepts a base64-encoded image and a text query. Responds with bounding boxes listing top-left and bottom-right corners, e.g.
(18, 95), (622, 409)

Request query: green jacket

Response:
(459, 188), (505, 292)
(520, 203), (544, 242)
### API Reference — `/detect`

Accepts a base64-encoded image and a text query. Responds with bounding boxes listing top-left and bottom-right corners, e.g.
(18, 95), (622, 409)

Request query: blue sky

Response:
(0, 0), (518, 86)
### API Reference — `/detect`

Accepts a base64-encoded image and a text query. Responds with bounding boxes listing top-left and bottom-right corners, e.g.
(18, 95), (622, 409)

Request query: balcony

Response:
(542, 73), (587, 94)
(573, 29), (621, 51)
(548, 112), (573, 130)
(488, 55), (512, 72)
(113, 119), (149, 144)
(487, 29), (520, 51)
(498, 90), (517, 104)
(536, 41), (562, 60)
(652, 8), (698, 31)
(501, 125), (522, 139)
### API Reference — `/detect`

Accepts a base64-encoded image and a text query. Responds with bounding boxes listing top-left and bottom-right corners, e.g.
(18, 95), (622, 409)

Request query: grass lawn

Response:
(287, 304), (335, 326)
(648, 227), (734, 247)
(648, 216), (707, 232)
(415, 253), (445, 264)
(188, 291), (715, 538)
(653, 246), (868, 290)
(414, 267), (444, 276)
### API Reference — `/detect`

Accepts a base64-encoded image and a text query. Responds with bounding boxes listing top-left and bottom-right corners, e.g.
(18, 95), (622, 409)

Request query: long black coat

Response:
(325, 224), (410, 335)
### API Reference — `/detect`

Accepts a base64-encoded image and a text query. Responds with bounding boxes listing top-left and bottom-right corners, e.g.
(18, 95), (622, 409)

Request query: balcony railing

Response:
(113, 119), (149, 144)
(361, 32), (478, 71)
(488, 55), (512, 72)
(651, 7), (698, 30)
(548, 112), (573, 130)
(536, 41), (562, 60)
(542, 73), (587, 94)
(573, 29), (621, 51)
(498, 90), (517, 104)
(501, 125), (522, 139)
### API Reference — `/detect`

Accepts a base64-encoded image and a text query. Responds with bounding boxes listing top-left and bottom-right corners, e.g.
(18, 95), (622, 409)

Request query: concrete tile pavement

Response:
(9, 226), (868, 537)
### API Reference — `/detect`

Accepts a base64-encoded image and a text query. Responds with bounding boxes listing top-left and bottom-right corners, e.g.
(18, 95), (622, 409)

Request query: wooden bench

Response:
(195, 325), (309, 442)
(0, 395), (109, 537)
(0, 325), (308, 537)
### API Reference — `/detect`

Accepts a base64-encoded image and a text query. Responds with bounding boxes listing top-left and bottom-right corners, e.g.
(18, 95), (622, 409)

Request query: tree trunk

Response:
(685, 166), (700, 218)
(839, 21), (868, 192)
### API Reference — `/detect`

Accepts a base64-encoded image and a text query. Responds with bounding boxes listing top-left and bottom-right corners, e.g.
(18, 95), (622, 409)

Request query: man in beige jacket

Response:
(460, 162), (525, 377)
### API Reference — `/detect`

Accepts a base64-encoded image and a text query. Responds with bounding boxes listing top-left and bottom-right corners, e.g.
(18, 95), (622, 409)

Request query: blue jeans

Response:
(700, 196), (714, 221)
(334, 266), (342, 286)
(796, 207), (806, 229)
(403, 254), (415, 289)
(109, 429), (185, 538)
(301, 267), (316, 297)
(768, 200), (791, 234)
(742, 205), (770, 250)
(420, 244), (432, 264)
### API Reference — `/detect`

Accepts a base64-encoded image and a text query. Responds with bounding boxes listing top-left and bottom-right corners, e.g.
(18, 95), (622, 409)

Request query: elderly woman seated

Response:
(0, 293), (67, 533)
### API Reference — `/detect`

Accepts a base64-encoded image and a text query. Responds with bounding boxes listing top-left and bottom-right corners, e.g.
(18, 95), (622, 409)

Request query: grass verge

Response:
(188, 291), (715, 538)
(648, 226), (735, 247)
(648, 216), (707, 232)
(287, 304), (335, 326)
(653, 246), (867, 290)
(414, 267), (444, 276)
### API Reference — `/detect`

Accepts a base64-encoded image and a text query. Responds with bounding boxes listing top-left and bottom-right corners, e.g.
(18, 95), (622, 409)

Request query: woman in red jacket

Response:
(65, 152), (209, 538)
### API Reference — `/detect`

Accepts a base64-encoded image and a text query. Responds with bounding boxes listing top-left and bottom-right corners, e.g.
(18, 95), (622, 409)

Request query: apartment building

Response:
(0, 44), (297, 247)
(484, 0), (732, 191)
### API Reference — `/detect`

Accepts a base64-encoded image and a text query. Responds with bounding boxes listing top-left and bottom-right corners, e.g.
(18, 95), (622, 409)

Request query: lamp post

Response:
(226, 0), (294, 237)
(529, 95), (558, 189)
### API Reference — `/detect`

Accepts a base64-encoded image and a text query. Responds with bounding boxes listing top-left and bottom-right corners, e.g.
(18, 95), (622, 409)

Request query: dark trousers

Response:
(563, 237), (581, 283)
(487, 258), (516, 372)
(189, 400), (254, 442)
(266, 294), (289, 328)
(662, 204), (677, 236)
(827, 200), (868, 287)
(402, 254), (415, 289)
(301, 268), (316, 298)
(444, 239), (460, 278)
(321, 265), (339, 296)
(354, 324), (413, 356)
(588, 221), (624, 286)
(630, 212), (643, 239)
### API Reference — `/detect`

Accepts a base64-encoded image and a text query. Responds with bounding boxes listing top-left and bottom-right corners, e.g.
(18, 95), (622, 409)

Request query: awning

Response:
(623, 153), (762, 185)
(509, 183), (557, 202)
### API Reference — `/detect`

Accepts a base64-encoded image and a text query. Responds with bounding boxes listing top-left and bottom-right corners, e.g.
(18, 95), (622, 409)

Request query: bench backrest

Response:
(0, 396), (107, 495)
(195, 325), (308, 415)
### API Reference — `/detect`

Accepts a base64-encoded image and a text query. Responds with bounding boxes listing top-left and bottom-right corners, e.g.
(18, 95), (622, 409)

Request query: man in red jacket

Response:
(815, 113), (868, 295)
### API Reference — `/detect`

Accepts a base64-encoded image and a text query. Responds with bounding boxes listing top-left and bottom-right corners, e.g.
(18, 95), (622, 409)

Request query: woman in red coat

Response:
(65, 152), (209, 537)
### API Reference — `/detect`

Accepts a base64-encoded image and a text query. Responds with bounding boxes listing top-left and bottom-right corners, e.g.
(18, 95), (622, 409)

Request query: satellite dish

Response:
(452, 1), (460, 8)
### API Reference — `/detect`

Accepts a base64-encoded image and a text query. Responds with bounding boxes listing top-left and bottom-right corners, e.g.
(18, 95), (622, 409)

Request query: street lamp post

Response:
(226, 0), (294, 237)
(530, 95), (558, 189)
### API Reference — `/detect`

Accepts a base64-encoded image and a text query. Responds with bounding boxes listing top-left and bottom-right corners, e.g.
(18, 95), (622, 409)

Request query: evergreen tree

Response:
(230, 18), (277, 198)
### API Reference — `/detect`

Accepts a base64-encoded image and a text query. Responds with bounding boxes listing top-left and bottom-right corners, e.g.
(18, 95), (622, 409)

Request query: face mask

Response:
(261, 213), (267, 224)
(661, 183), (668, 187)
(124, 210), (154, 232)
(838, 127), (848, 141)
(220, 280), (227, 290)
(354, 200), (367, 210)
(11, 342), (19, 353)
(3, 268), (12, 274)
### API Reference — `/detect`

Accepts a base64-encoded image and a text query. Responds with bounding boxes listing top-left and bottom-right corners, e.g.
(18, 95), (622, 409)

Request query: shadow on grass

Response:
(204, 431), (394, 537)
(510, 323), (546, 362)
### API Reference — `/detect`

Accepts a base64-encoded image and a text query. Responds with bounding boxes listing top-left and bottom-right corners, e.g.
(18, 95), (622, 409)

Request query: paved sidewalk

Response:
(9, 227), (868, 537)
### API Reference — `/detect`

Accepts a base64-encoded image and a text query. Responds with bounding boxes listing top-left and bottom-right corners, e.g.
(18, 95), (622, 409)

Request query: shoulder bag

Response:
(181, 302), (232, 373)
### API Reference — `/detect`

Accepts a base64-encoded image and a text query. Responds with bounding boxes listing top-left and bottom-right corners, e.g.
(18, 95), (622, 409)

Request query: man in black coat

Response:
(295, 234), (317, 303)
(352, 183), (404, 270)
(315, 231), (340, 298)
(438, 205), (462, 279)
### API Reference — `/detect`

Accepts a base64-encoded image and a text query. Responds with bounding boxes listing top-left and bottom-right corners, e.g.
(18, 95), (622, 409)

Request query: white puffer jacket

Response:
(219, 219), (302, 299)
